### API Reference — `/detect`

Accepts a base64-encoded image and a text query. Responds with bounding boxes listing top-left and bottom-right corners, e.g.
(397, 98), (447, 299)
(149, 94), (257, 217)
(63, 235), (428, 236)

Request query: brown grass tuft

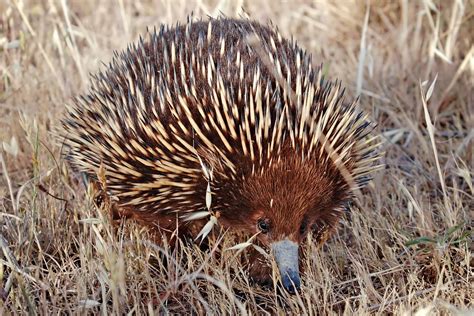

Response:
(1, 0), (472, 314)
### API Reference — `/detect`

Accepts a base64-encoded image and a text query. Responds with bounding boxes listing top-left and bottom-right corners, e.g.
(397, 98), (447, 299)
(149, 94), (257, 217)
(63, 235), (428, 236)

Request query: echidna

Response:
(62, 17), (381, 293)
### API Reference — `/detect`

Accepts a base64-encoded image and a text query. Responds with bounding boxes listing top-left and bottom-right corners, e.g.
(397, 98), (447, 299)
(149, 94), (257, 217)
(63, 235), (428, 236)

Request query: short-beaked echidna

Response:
(62, 17), (381, 293)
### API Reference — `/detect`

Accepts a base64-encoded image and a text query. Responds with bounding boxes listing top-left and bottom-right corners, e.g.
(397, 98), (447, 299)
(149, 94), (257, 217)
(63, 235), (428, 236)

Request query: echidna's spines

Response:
(63, 17), (381, 214)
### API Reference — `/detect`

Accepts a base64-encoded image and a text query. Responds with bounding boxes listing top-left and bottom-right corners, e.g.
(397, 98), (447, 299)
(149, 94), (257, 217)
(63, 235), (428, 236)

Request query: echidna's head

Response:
(208, 140), (354, 293)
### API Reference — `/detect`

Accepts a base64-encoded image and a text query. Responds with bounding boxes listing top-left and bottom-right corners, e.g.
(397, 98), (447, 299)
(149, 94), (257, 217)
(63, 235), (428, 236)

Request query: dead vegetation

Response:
(0, 0), (472, 314)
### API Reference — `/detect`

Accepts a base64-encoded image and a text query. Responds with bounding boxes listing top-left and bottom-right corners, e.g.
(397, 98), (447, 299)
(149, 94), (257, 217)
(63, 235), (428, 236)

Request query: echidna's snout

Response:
(271, 239), (300, 294)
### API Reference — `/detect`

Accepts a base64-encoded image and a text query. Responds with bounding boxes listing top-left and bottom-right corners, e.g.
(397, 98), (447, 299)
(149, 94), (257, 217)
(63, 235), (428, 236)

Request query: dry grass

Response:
(1, 0), (472, 314)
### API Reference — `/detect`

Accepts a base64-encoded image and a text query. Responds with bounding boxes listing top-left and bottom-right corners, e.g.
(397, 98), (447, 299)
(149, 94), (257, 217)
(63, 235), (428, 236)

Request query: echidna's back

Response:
(101, 18), (300, 121)
(63, 17), (377, 215)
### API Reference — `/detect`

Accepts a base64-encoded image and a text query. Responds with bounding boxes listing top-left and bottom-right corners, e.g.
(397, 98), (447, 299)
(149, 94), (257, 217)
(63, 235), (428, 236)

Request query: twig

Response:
(37, 184), (68, 202)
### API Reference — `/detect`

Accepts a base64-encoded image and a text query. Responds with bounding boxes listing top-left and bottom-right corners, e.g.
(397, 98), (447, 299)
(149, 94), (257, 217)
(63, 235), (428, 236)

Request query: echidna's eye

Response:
(257, 218), (270, 233)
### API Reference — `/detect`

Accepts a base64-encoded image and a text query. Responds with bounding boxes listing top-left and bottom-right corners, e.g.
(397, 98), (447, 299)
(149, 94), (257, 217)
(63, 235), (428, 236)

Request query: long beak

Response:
(271, 239), (300, 294)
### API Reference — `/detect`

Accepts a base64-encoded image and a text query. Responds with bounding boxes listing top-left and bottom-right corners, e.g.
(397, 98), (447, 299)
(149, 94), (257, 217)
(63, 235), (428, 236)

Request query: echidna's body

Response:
(63, 17), (380, 293)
